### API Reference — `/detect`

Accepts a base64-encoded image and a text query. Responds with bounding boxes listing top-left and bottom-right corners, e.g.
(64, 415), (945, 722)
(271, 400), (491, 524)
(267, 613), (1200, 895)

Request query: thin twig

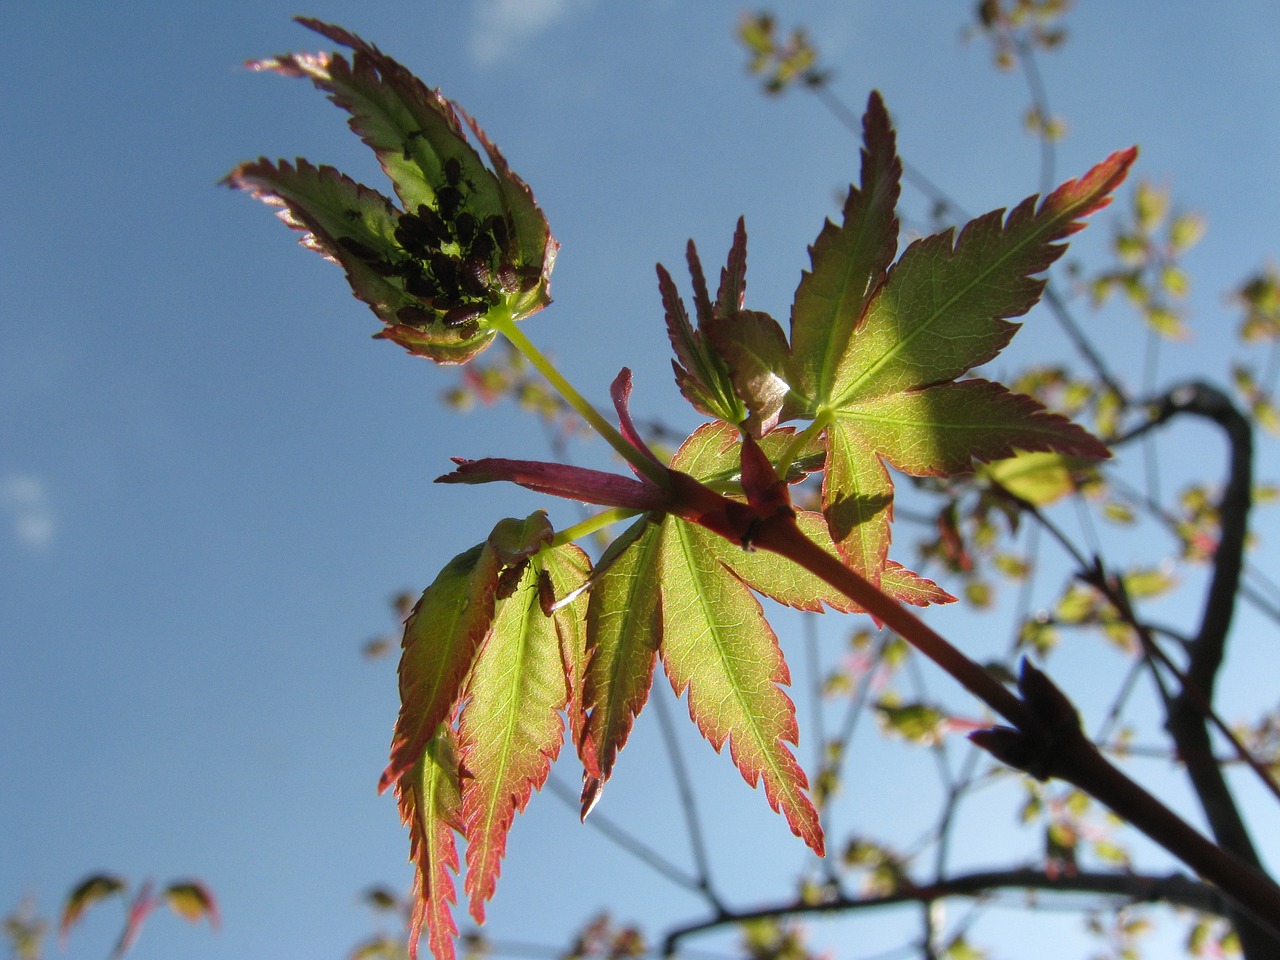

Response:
(662, 867), (1232, 955)
(545, 774), (705, 896)
(652, 690), (726, 913)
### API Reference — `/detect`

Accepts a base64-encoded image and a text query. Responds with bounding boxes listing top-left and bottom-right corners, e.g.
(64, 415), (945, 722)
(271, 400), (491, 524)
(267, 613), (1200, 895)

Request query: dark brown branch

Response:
(742, 512), (1280, 937)
(1152, 383), (1274, 960)
(662, 868), (1230, 956)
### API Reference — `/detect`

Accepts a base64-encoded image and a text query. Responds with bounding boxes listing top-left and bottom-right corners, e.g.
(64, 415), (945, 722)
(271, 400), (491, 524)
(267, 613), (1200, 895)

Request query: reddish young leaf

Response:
(110, 881), (157, 960)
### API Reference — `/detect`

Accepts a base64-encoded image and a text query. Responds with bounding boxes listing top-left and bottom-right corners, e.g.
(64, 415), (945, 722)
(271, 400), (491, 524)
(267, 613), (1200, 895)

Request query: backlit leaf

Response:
(980, 450), (1086, 506)
(458, 559), (569, 921)
(658, 437), (823, 853)
(401, 725), (463, 960)
(800, 133), (1130, 574)
(382, 512), (553, 793)
(578, 518), (664, 812)
(658, 516), (823, 853)
(788, 92), (901, 413)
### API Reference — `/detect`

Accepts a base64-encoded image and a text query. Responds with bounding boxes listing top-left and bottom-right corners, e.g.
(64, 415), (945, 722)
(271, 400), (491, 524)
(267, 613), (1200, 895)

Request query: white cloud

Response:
(1, 473), (56, 550)
(470, 0), (590, 66)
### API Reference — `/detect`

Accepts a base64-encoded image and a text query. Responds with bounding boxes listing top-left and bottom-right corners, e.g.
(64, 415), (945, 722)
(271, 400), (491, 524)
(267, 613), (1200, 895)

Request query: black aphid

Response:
(460, 258), (492, 297)
(395, 305), (435, 327)
(469, 232), (495, 263)
(403, 272), (439, 300)
(442, 303), (486, 328)
(454, 212), (477, 246)
(437, 186), (464, 221)
(338, 236), (382, 262)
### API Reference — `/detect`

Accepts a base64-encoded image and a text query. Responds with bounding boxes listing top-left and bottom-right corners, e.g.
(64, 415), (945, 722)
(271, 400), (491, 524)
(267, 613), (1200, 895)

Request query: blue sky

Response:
(3, 2), (1280, 959)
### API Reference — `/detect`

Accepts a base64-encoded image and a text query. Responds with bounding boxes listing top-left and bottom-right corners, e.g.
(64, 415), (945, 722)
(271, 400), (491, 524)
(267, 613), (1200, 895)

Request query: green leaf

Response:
(540, 544), (593, 748)
(578, 517), (664, 814)
(806, 143), (1131, 576)
(256, 20), (492, 216)
(658, 516), (823, 853)
(1121, 566), (1176, 599)
(827, 148), (1137, 406)
(401, 725), (464, 960)
(821, 417), (894, 584)
(383, 513), (552, 792)
(836, 380), (1110, 475)
(224, 157), (498, 365)
(458, 558), (569, 922)
(654, 433), (823, 853)
(980, 450), (1086, 506)
(788, 91), (901, 413)
(874, 700), (947, 744)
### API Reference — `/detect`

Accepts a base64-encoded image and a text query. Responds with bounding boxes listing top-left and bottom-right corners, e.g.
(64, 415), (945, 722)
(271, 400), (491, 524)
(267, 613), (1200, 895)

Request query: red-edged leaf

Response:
(657, 515), (823, 854)
(822, 418), (894, 585)
(222, 157), (498, 364)
(788, 91), (901, 412)
(458, 560), (569, 922)
(59, 874), (126, 943)
(829, 147), (1137, 405)
(840, 378), (1110, 475)
(382, 513), (553, 792)
(252, 22), (474, 216)
(401, 725), (464, 960)
(540, 544), (593, 748)
(229, 19), (557, 365)
(578, 517), (664, 815)
(800, 138), (1133, 580)
(717, 510), (952, 612)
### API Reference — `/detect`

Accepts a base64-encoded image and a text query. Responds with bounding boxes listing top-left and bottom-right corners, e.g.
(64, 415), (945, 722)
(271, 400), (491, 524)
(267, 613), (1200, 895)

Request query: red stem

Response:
(743, 510), (1280, 940)
(749, 513), (1031, 730)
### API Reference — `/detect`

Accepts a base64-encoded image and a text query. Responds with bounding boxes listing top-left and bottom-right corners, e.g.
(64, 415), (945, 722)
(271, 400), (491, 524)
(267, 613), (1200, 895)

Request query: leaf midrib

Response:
(831, 207), (1064, 410)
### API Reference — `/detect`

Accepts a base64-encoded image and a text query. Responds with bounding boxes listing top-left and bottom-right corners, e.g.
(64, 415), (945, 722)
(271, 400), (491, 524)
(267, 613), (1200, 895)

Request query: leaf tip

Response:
(580, 775), (604, 821)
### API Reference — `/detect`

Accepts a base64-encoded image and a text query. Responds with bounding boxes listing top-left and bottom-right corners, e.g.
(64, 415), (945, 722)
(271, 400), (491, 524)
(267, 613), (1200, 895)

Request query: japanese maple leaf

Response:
(780, 92), (1132, 584)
